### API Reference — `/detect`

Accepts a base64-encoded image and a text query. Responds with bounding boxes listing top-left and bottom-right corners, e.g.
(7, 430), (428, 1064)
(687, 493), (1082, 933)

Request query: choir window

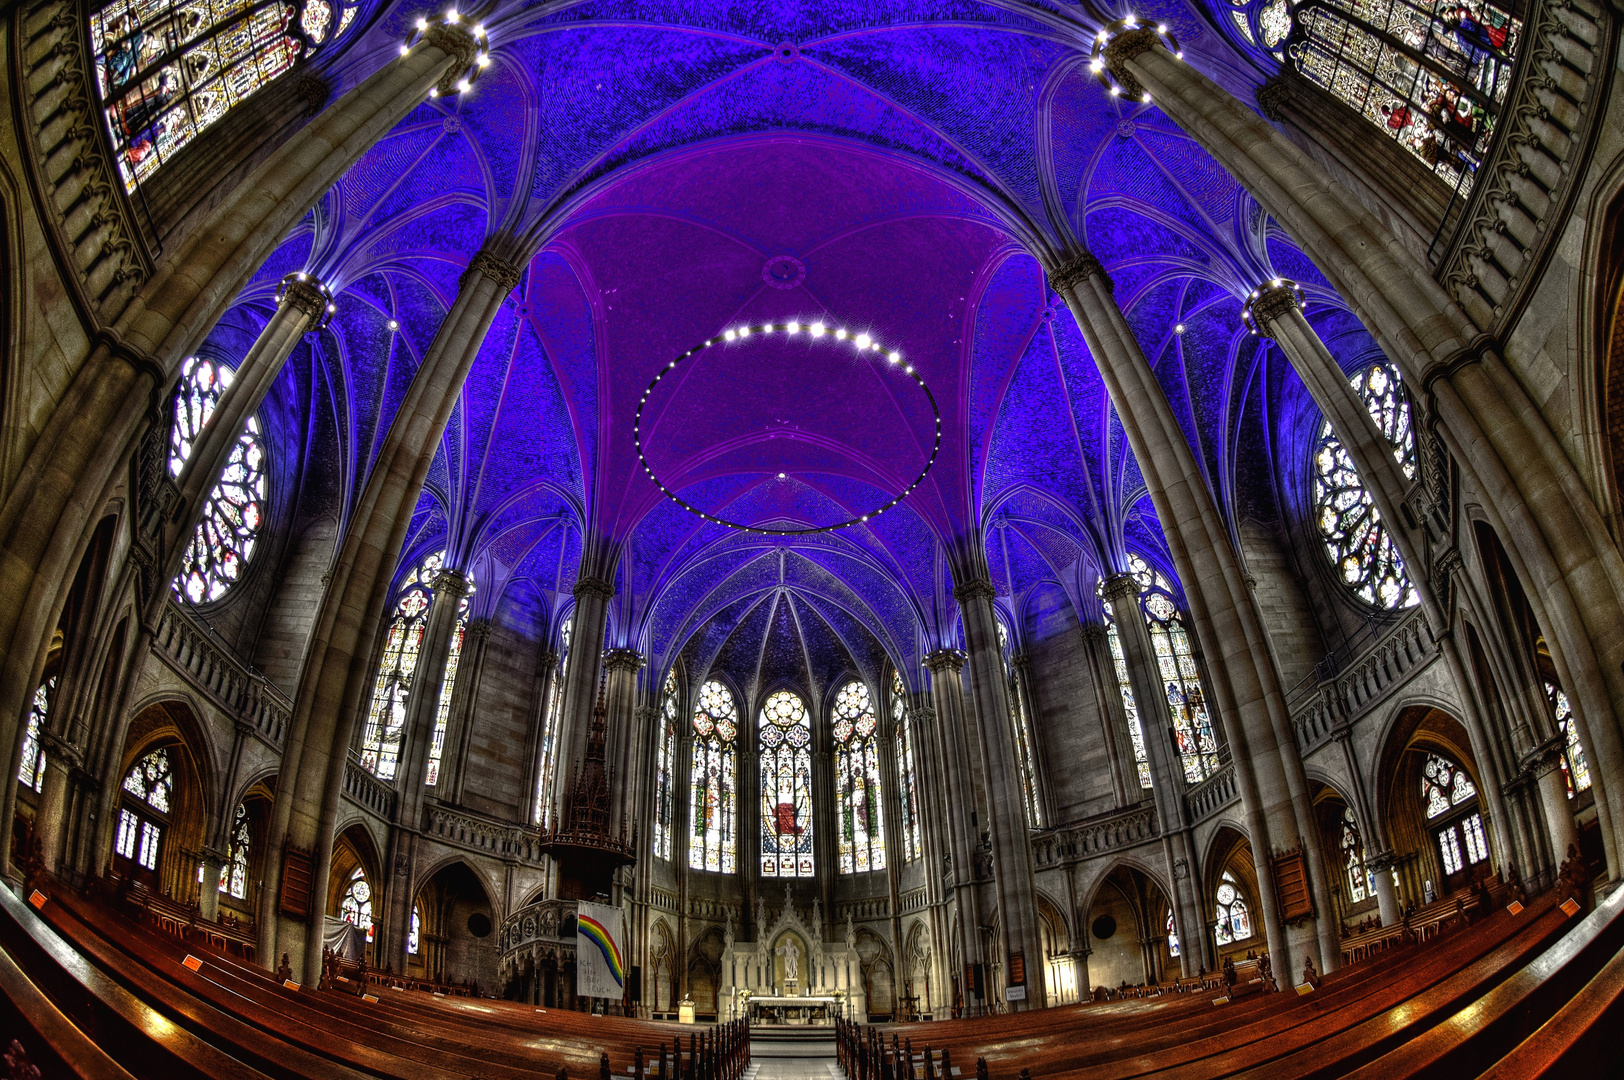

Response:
(833, 680), (886, 874)
(689, 679), (738, 873)
(115, 747), (175, 877)
(651, 670), (679, 861)
(358, 551), (439, 780)
(1545, 682), (1591, 798)
(894, 671), (923, 863)
(424, 570), (475, 786)
(169, 357), (266, 605)
(534, 614), (571, 827)
(1131, 555), (1222, 783)
(759, 689), (814, 878)
(17, 675), (56, 794)
(340, 866), (374, 942)
(220, 801), (251, 898)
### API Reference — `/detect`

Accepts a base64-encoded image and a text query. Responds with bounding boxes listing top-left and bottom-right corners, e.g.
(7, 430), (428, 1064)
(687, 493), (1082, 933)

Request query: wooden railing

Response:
(153, 602), (291, 749)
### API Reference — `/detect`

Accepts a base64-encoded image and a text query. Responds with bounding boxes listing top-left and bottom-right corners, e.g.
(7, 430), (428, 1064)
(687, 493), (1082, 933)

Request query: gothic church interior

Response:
(1, 0), (1622, 1074)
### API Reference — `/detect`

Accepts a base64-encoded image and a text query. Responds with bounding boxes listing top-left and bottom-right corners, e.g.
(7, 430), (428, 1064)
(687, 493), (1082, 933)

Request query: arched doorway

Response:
(1082, 864), (1175, 994)
(1379, 705), (1494, 903)
(1205, 829), (1263, 968)
(411, 861), (497, 992)
(109, 701), (210, 900)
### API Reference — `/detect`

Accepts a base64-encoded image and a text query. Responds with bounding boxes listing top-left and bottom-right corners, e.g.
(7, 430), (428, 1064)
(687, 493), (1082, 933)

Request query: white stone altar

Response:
(720, 887), (867, 1022)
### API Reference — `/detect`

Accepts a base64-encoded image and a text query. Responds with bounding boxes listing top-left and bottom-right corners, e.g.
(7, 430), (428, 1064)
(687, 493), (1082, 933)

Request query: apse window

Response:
(359, 552), (441, 780)
(833, 681), (886, 874)
(89, 0), (354, 191)
(1312, 363), (1418, 610)
(340, 867), (374, 942)
(115, 747), (175, 877)
(17, 675), (56, 794)
(689, 679), (738, 874)
(169, 357), (267, 604)
(1214, 871), (1253, 944)
(759, 690), (815, 878)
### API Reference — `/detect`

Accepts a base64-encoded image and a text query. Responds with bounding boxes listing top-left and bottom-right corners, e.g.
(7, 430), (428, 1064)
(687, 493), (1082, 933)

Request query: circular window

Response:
(467, 913), (492, 938)
(1092, 915), (1117, 941)
(1312, 363), (1417, 610)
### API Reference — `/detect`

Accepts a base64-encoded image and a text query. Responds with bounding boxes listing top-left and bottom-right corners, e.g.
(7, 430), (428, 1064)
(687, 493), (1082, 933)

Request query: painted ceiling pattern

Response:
(197, 0), (1389, 702)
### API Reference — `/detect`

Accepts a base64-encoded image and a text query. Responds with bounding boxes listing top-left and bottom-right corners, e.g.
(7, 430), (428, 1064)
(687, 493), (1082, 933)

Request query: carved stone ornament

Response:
(293, 75), (330, 118)
(573, 575), (615, 601)
(921, 649), (966, 674)
(422, 21), (482, 95)
(1099, 571), (1140, 606)
(1243, 280), (1301, 333)
(430, 567), (472, 597)
(602, 648), (646, 672)
(1254, 75), (1296, 124)
(951, 577), (997, 603)
(463, 249), (523, 292)
(1047, 252), (1112, 297)
(278, 275), (330, 318)
(1101, 27), (1162, 101)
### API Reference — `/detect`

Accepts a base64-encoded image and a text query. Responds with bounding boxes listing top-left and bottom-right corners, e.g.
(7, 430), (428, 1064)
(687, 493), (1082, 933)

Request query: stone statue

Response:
(776, 938), (800, 982)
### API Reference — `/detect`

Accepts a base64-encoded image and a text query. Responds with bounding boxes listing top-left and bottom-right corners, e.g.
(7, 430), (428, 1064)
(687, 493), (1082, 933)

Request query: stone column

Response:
(1526, 745), (1581, 865)
(0, 18), (486, 874)
(548, 568), (616, 828)
(1051, 251), (1338, 976)
(256, 243), (522, 984)
(1365, 852), (1402, 927)
(1009, 654), (1051, 827)
(1100, 573), (1204, 977)
(157, 274), (332, 606)
(1081, 623), (1136, 806)
(602, 649), (645, 828)
(922, 649), (985, 1011)
(1102, 24), (1624, 876)
(954, 575), (1046, 1010)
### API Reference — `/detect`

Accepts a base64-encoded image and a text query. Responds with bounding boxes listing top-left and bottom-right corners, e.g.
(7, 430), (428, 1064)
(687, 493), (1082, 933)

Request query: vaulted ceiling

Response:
(202, 0), (1386, 695)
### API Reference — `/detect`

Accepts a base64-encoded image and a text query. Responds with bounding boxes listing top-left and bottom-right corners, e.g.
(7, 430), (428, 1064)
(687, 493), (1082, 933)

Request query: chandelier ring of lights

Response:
(633, 321), (942, 536)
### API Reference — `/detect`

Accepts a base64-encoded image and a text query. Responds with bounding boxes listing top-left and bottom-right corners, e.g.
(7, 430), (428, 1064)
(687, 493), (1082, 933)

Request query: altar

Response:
(719, 886), (868, 1022)
(743, 995), (843, 1025)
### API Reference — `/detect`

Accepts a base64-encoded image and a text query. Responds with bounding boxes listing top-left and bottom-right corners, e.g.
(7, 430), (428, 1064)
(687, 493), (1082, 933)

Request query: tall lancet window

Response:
(424, 571), (475, 786)
(169, 356), (266, 604)
(893, 671), (922, 863)
(995, 622), (1043, 827)
(1099, 582), (1152, 790)
(833, 681), (886, 874)
(90, 0), (351, 191)
(689, 680), (737, 873)
(18, 675), (56, 794)
(358, 551), (440, 780)
(652, 670), (679, 861)
(1131, 555), (1221, 783)
(1544, 682), (1591, 798)
(759, 690), (814, 878)
(534, 615), (571, 827)
(1314, 363), (1418, 610)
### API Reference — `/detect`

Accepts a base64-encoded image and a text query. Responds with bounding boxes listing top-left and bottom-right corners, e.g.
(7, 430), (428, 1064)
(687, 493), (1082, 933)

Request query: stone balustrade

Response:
(342, 758), (395, 820)
(1433, 0), (1613, 331)
(425, 804), (548, 864)
(1031, 803), (1159, 869)
(1292, 605), (1437, 754)
(1185, 762), (1239, 823)
(837, 897), (890, 921)
(898, 888), (929, 914)
(498, 897), (577, 978)
(153, 602), (290, 748)
(19, 0), (152, 318)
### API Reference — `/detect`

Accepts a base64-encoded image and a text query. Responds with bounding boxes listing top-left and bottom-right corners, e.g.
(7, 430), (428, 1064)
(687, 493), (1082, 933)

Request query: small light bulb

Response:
(388, 319), (399, 330)
(787, 321), (800, 333)
(428, 87), (438, 96)
(778, 473), (786, 479)
(739, 325), (750, 338)
(446, 8), (459, 21)
(457, 79), (470, 92)
(835, 328), (847, 339)
(1142, 93), (1152, 102)
(416, 16), (428, 28)
(725, 329), (737, 341)
(1158, 23), (1167, 32)
(474, 22), (485, 35)
(762, 324), (773, 332)
(400, 43), (411, 54)
(905, 365), (914, 374)
(1110, 86), (1120, 96)
(477, 55), (489, 67)
(811, 323), (825, 337)
(888, 351), (900, 362)
(855, 333), (871, 349)
(1174, 323), (1185, 334)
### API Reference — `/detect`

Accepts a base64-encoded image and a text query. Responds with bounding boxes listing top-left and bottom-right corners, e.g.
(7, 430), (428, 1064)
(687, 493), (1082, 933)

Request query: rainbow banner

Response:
(575, 901), (625, 999)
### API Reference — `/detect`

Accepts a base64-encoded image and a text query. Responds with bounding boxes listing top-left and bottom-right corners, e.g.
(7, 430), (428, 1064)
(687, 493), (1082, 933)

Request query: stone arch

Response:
(1202, 825), (1263, 966)
(110, 699), (214, 901)
(412, 851), (505, 926)
(1307, 776), (1376, 927)
(328, 822), (383, 962)
(901, 918), (934, 1018)
(411, 858), (498, 991)
(853, 926), (895, 1020)
(647, 916), (677, 1013)
(217, 773), (275, 918)
(1582, 145), (1624, 536)
(1079, 859), (1177, 993)
(1034, 889), (1076, 1004)
(1375, 703), (1493, 904)
(686, 925), (726, 1017)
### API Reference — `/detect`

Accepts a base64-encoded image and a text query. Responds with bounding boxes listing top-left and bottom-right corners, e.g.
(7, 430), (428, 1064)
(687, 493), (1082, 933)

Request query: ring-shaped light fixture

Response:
(633, 321), (941, 536)
(400, 8), (491, 96)
(1088, 16), (1183, 102)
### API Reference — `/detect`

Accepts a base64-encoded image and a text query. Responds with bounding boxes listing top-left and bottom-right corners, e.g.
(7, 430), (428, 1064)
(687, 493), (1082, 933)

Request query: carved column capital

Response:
(1080, 622), (1109, 645)
(430, 568), (472, 597)
(277, 274), (330, 318)
(907, 703), (937, 725)
(1254, 75), (1296, 123)
(536, 648), (559, 672)
(1010, 653), (1033, 673)
(602, 648), (646, 673)
(422, 21), (482, 95)
(921, 649), (967, 674)
(463, 248), (522, 292)
(1047, 252), (1112, 296)
(1521, 738), (1565, 780)
(951, 577), (997, 603)
(1241, 279), (1303, 337)
(1099, 571), (1141, 607)
(1101, 26), (1162, 100)
(292, 75), (330, 117)
(573, 575), (615, 601)
(465, 618), (492, 641)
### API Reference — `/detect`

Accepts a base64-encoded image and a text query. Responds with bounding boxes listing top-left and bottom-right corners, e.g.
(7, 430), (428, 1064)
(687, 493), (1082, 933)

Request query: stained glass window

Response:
(1100, 597), (1153, 790)
(408, 906), (421, 954)
(689, 679), (737, 873)
(652, 670), (679, 861)
(1129, 555), (1221, 783)
(1313, 364), (1417, 610)
(759, 689), (814, 878)
(169, 357), (267, 605)
(340, 866), (373, 942)
(220, 801), (251, 898)
(1263, 0), (1521, 195)
(17, 675), (56, 794)
(1214, 871), (1253, 944)
(358, 552), (439, 781)
(89, 0), (346, 192)
(424, 570), (475, 786)
(534, 615), (571, 827)
(893, 672), (922, 863)
(1007, 668), (1043, 828)
(115, 747), (173, 873)
(1340, 806), (1368, 902)
(1422, 752), (1476, 819)
(1544, 682), (1591, 798)
(833, 681), (886, 874)
(1166, 910), (1180, 957)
